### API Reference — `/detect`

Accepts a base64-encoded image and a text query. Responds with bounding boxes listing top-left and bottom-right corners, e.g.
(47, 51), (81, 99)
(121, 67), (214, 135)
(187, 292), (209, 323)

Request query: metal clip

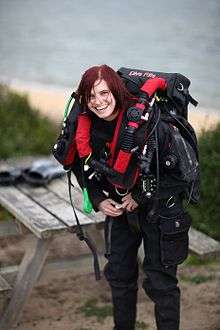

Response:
(166, 196), (175, 208)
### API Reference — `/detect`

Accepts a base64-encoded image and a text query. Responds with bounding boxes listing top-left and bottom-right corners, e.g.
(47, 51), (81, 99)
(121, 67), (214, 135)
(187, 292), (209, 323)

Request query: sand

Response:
(0, 233), (219, 330)
(10, 82), (220, 133)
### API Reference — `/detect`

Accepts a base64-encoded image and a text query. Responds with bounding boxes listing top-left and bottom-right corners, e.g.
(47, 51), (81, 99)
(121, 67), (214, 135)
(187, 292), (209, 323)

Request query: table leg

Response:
(0, 235), (53, 330)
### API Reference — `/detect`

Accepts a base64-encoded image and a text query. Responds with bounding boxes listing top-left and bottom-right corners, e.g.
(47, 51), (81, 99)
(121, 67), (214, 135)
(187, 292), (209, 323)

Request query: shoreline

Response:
(9, 82), (220, 134)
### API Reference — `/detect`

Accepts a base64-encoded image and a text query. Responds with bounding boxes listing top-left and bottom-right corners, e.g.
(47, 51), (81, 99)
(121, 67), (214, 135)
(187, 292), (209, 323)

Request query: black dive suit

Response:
(72, 112), (192, 330)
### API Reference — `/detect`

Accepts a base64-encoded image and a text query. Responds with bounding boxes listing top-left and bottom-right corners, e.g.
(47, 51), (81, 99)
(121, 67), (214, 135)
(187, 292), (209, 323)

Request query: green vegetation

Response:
(77, 298), (148, 328)
(136, 321), (149, 329)
(0, 205), (14, 221)
(77, 298), (113, 323)
(180, 273), (216, 284)
(0, 84), (57, 159)
(184, 254), (216, 266)
(189, 122), (220, 240)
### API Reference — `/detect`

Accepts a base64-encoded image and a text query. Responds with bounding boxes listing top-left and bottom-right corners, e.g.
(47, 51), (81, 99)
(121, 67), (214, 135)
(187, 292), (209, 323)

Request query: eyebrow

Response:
(90, 89), (109, 96)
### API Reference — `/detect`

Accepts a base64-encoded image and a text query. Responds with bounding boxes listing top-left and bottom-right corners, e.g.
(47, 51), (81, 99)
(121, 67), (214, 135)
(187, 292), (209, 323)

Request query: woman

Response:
(73, 64), (191, 330)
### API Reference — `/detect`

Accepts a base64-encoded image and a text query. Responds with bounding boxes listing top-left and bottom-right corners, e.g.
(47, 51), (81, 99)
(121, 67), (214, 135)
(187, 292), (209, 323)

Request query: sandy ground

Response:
(0, 233), (220, 330)
(10, 82), (220, 134)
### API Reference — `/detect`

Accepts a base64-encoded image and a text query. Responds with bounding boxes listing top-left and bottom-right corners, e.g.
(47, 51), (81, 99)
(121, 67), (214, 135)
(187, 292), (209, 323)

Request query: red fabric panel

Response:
(113, 150), (132, 174)
(75, 114), (92, 158)
(141, 77), (167, 97)
(108, 108), (125, 166)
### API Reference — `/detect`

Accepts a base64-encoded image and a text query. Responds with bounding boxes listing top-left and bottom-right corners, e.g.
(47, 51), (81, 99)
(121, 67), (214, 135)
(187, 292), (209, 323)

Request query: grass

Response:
(0, 84), (58, 159)
(180, 254), (219, 284)
(0, 205), (14, 221)
(183, 254), (216, 266)
(136, 320), (149, 329)
(0, 84), (58, 221)
(77, 298), (149, 328)
(188, 122), (220, 240)
(180, 273), (216, 284)
(77, 298), (113, 323)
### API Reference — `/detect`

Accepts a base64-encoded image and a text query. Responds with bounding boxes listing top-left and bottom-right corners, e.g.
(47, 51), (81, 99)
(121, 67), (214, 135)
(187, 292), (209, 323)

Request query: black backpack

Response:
(117, 67), (199, 204)
(53, 67), (200, 204)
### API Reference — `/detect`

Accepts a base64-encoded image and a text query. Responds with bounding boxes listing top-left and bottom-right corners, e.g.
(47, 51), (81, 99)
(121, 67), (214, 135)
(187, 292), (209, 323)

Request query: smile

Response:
(95, 105), (109, 111)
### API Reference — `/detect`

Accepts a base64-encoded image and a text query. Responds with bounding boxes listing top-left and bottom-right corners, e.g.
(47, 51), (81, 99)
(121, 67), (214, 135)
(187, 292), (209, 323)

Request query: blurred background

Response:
(0, 1), (220, 329)
(0, 0), (219, 238)
(0, 0), (220, 111)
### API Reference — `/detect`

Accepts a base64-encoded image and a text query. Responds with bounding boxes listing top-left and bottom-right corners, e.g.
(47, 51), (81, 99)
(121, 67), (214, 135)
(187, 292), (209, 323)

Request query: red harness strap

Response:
(75, 114), (92, 158)
(107, 108), (126, 167)
(141, 77), (167, 97)
(112, 77), (167, 175)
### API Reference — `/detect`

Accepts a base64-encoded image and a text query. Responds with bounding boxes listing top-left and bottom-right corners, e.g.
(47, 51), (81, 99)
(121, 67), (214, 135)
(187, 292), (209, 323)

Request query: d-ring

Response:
(176, 83), (184, 91)
(166, 196), (175, 208)
(115, 187), (128, 196)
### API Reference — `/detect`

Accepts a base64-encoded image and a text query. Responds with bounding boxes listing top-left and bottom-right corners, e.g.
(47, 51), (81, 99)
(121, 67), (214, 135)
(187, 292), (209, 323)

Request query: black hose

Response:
(67, 171), (101, 280)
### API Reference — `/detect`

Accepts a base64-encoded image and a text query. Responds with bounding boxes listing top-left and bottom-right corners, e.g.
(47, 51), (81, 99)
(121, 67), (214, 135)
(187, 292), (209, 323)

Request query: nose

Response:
(93, 94), (103, 106)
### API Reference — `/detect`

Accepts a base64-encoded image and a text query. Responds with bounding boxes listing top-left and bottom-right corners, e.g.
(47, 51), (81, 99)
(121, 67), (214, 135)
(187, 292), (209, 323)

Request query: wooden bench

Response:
(0, 158), (220, 329)
(0, 165), (105, 330)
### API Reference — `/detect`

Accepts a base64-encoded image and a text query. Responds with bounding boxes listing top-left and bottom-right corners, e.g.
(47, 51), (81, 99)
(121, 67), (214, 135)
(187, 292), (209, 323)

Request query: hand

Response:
(121, 193), (138, 212)
(98, 199), (124, 217)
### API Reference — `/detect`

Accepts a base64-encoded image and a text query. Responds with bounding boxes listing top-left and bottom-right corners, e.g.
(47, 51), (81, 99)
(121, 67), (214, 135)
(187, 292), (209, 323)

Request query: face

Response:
(87, 79), (117, 121)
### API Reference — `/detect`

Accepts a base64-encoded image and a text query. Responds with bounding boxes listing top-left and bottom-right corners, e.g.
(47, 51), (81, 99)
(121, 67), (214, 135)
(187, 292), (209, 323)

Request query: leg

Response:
(104, 215), (142, 330)
(0, 235), (53, 330)
(141, 220), (180, 330)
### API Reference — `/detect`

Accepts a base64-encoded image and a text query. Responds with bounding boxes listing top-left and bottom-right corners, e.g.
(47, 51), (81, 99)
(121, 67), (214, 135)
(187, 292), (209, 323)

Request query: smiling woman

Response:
(87, 79), (117, 121)
(60, 64), (198, 330)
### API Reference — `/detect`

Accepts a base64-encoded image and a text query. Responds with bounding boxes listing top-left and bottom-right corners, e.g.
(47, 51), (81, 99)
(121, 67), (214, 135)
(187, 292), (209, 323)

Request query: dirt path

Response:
(9, 262), (220, 330)
(0, 234), (219, 330)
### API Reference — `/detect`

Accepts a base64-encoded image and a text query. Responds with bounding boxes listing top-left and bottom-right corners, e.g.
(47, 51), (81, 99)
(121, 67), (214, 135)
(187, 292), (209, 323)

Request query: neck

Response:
(104, 109), (119, 122)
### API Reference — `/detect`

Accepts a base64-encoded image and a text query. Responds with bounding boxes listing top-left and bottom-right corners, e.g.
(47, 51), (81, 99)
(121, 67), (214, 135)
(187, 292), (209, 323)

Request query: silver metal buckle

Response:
(166, 196), (175, 208)
(115, 187), (128, 196)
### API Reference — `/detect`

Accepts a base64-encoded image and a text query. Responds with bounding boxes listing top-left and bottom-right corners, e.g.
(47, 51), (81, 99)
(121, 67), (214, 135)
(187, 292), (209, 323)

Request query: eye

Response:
(100, 90), (109, 96)
(89, 94), (95, 101)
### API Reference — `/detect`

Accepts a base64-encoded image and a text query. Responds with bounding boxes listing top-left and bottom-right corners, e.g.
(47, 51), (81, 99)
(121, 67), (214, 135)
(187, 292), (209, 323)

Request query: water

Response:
(0, 0), (220, 111)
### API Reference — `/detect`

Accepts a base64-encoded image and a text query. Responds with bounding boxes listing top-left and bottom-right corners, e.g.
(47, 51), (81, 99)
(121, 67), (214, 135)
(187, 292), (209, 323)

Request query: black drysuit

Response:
(72, 113), (191, 330)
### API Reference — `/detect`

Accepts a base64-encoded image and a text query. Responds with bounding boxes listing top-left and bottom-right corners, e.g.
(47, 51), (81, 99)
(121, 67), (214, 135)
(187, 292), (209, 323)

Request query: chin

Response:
(95, 109), (114, 119)
(97, 114), (111, 120)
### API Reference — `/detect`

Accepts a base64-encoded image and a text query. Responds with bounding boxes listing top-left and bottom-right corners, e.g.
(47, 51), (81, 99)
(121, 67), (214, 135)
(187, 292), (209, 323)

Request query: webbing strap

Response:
(107, 108), (126, 167)
(67, 171), (101, 280)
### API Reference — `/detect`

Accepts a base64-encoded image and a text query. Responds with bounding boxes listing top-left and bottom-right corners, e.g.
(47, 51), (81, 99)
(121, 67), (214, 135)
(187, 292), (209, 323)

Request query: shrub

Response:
(189, 122), (220, 240)
(0, 84), (57, 159)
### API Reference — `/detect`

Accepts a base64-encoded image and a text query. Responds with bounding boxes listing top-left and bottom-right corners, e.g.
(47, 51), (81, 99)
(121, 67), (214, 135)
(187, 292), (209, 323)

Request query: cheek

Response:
(111, 97), (116, 111)
(87, 102), (94, 111)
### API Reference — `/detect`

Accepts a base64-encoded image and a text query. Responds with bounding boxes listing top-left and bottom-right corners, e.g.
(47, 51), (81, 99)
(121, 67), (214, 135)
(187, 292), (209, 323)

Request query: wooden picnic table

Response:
(0, 158), (106, 330)
(0, 157), (220, 329)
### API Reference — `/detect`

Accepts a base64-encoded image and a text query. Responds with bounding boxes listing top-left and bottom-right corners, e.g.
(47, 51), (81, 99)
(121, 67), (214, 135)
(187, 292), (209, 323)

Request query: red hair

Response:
(77, 65), (132, 111)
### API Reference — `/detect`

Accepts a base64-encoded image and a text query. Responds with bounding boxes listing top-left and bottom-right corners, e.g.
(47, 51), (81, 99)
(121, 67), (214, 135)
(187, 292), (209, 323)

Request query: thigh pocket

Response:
(159, 210), (192, 266)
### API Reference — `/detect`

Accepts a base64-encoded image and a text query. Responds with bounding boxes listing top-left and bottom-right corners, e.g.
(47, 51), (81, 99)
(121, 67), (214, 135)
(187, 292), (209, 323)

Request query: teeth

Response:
(96, 106), (108, 111)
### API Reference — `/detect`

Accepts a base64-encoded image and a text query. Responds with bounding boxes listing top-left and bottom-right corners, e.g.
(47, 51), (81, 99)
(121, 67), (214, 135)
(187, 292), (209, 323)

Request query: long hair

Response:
(77, 65), (132, 111)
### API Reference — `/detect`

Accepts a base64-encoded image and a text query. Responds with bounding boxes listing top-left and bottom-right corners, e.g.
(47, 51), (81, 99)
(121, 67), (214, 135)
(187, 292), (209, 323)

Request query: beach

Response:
(10, 82), (220, 134)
